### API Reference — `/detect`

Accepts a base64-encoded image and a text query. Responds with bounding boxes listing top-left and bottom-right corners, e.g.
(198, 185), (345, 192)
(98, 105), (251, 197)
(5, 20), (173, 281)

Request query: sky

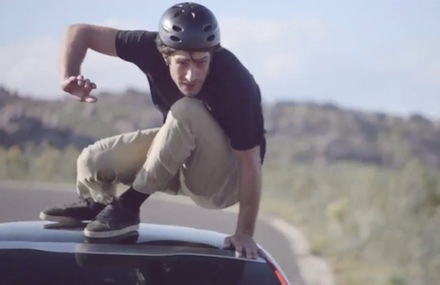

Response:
(1, 0), (439, 119)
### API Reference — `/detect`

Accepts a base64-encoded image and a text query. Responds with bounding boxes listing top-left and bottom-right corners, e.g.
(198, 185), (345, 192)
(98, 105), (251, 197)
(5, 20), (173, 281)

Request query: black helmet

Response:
(158, 2), (220, 50)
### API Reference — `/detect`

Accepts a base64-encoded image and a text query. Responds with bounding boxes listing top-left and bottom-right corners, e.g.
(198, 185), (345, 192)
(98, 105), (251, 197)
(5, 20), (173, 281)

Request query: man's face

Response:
(168, 50), (211, 97)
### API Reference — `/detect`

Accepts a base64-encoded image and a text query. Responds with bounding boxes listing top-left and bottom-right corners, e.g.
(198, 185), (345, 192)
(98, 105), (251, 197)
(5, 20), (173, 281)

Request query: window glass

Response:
(0, 249), (281, 285)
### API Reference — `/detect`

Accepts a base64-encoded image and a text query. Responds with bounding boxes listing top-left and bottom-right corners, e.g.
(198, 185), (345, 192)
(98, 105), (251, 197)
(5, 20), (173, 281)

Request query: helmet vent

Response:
(172, 25), (183, 32)
(170, 36), (182, 43)
(173, 10), (184, 18)
(203, 24), (213, 32)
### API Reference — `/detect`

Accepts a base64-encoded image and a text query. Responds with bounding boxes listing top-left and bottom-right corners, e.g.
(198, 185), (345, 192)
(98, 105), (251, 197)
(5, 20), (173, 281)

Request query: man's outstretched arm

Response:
(59, 24), (119, 102)
(224, 145), (262, 259)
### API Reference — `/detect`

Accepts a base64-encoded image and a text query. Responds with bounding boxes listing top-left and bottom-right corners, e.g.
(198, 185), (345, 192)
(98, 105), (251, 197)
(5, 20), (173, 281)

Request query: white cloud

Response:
(0, 38), (59, 97)
(379, 39), (440, 86)
(0, 37), (148, 99)
(220, 15), (328, 81)
(0, 20), (151, 99)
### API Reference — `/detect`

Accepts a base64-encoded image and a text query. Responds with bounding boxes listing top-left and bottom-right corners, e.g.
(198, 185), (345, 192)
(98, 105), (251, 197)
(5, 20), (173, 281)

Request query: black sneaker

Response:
(39, 197), (105, 224)
(83, 200), (140, 238)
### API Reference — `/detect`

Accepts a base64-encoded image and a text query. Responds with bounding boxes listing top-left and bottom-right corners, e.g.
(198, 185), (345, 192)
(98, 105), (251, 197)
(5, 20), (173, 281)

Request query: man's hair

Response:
(155, 36), (221, 63)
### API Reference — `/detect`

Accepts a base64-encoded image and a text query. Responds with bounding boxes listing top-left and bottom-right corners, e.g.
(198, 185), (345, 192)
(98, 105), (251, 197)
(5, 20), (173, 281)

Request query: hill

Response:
(1, 85), (439, 170)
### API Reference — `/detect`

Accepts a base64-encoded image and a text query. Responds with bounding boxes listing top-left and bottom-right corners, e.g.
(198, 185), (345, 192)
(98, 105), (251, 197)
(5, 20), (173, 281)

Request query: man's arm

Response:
(224, 145), (262, 259)
(59, 24), (119, 102)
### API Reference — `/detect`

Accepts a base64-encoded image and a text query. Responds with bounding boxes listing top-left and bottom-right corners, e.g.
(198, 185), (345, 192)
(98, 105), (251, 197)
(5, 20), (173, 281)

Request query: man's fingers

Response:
(76, 75), (96, 89)
(244, 247), (252, 259)
(85, 95), (98, 103)
(78, 95), (98, 103)
(224, 235), (259, 259)
(76, 75), (85, 86)
(235, 245), (243, 258)
(247, 246), (258, 259)
(83, 78), (97, 90)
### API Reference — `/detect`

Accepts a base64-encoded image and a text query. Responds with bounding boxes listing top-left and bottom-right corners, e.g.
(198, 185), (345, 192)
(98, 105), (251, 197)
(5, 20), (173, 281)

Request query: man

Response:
(40, 2), (265, 259)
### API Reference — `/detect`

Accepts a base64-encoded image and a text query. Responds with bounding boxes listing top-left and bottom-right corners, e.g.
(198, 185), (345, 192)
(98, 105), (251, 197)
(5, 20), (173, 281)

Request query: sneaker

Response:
(83, 200), (140, 238)
(39, 197), (105, 224)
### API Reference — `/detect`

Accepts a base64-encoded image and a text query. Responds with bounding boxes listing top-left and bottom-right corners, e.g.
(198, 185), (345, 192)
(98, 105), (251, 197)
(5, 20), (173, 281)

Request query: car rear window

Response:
(0, 248), (282, 285)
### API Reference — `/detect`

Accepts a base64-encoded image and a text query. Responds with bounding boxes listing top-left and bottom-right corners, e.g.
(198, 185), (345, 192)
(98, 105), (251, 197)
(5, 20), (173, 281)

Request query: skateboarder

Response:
(40, 2), (265, 259)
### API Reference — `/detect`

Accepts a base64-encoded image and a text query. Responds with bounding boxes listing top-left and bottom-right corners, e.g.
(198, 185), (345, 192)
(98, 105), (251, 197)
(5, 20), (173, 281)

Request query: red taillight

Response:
(265, 258), (289, 285)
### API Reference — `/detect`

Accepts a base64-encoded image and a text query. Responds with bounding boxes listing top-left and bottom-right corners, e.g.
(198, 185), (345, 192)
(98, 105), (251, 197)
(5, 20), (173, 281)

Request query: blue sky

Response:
(1, 0), (439, 119)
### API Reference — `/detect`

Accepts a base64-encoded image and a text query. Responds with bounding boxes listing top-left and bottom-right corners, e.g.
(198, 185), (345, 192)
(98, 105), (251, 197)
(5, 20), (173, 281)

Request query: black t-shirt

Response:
(115, 30), (265, 161)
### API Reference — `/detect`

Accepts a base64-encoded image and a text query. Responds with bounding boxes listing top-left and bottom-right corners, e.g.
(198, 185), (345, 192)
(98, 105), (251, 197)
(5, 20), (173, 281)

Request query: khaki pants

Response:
(76, 97), (239, 209)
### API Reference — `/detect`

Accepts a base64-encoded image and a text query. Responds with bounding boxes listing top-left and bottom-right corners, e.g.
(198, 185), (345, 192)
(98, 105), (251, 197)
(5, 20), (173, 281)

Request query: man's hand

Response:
(224, 232), (259, 259)
(62, 75), (97, 103)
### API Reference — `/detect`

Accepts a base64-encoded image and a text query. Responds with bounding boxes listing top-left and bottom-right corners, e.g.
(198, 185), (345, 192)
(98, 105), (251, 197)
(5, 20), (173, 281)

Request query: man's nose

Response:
(185, 66), (196, 81)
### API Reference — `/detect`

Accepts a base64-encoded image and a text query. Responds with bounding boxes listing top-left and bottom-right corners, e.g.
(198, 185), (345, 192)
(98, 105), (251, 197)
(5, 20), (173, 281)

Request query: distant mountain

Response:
(1, 85), (439, 169)
(265, 101), (440, 169)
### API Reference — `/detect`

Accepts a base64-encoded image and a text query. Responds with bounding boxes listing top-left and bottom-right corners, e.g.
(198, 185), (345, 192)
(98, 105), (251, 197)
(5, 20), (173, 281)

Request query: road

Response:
(0, 181), (334, 285)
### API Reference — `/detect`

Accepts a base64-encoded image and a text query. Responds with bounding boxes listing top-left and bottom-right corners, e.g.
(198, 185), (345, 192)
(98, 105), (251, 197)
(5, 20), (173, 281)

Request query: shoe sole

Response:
(39, 211), (84, 224)
(83, 224), (139, 238)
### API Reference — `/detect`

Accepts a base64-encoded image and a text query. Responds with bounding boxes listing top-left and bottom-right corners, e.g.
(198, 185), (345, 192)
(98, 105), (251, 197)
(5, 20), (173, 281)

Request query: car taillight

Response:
(265, 258), (290, 285)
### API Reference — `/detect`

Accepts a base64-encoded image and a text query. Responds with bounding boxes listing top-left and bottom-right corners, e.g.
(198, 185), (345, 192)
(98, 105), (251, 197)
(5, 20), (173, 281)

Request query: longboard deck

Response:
(42, 221), (139, 243)
(43, 221), (87, 230)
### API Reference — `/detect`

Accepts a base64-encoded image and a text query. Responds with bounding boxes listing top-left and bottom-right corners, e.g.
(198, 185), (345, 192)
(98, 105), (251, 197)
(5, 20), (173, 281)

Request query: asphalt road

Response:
(0, 181), (307, 284)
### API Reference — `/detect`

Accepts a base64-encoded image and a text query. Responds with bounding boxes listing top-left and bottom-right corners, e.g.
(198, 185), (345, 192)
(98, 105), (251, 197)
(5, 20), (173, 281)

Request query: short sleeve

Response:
(115, 30), (159, 71)
(226, 81), (265, 151)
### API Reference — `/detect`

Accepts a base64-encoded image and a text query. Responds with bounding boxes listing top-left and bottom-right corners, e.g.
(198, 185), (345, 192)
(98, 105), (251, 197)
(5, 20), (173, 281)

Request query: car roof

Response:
(0, 221), (268, 261)
(0, 221), (226, 247)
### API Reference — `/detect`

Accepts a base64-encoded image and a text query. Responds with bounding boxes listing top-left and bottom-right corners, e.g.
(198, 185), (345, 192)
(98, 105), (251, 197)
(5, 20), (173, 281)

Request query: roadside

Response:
(267, 217), (335, 285)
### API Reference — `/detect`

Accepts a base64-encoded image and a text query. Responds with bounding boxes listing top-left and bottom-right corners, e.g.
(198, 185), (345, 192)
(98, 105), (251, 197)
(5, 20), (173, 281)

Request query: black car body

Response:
(0, 221), (290, 285)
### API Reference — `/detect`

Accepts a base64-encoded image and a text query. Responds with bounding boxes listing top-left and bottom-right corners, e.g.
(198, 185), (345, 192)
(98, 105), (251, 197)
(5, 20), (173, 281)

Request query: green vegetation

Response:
(262, 158), (440, 285)
(0, 142), (79, 182)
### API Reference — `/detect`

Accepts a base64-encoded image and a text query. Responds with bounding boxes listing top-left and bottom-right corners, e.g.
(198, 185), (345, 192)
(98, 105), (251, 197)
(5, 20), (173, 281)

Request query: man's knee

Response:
(77, 146), (94, 173)
(76, 146), (117, 204)
(170, 97), (208, 122)
(77, 146), (117, 184)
